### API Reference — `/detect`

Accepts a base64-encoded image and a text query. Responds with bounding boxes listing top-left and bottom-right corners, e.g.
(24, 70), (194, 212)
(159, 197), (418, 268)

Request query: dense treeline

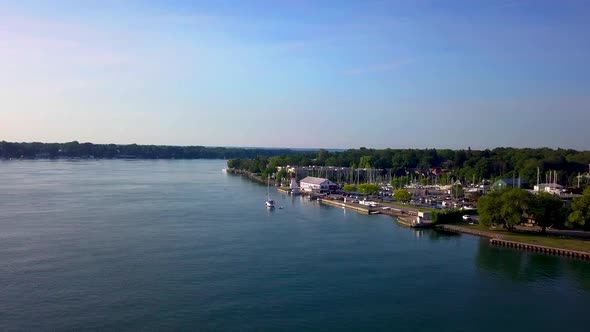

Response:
(228, 147), (590, 186)
(0, 141), (299, 160)
(476, 188), (585, 231)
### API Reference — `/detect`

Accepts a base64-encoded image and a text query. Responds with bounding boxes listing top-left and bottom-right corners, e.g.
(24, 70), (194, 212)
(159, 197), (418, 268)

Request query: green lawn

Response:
(457, 223), (590, 253)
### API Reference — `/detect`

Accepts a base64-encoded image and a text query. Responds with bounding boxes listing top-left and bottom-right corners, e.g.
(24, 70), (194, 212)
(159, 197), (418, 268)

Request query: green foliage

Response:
(222, 146), (590, 187)
(499, 189), (532, 231)
(359, 156), (372, 168)
(477, 191), (504, 228)
(478, 189), (532, 231)
(276, 169), (288, 183)
(357, 183), (380, 195)
(390, 176), (410, 188)
(342, 184), (357, 192)
(431, 210), (463, 224)
(0, 141), (297, 160)
(568, 187), (590, 229)
(528, 192), (566, 233)
(394, 189), (412, 202)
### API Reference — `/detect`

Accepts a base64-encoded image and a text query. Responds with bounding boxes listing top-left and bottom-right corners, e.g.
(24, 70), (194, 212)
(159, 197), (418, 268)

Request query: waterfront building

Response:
(492, 178), (528, 190)
(534, 183), (564, 194)
(299, 176), (338, 193)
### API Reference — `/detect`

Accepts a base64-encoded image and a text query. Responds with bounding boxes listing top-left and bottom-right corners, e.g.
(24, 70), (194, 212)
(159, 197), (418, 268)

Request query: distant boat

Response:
(265, 176), (275, 209)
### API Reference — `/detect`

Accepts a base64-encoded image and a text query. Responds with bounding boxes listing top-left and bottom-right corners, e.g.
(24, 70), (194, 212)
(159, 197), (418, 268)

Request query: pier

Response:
(319, 198), (372, 214)
(319, 197), (432, 228)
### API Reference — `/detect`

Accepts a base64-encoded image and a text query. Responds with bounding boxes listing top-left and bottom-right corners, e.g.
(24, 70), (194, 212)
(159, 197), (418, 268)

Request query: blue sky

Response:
(1, 0), (589, 149)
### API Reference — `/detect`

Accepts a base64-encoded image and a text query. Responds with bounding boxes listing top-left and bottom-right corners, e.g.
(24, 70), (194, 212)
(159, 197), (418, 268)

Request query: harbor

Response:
(228, 167), (590, 260)
(318, 196), (433, 228)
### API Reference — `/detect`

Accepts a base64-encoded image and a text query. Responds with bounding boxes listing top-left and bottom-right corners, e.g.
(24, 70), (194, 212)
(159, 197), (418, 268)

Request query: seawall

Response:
(436, 224), (590, 260)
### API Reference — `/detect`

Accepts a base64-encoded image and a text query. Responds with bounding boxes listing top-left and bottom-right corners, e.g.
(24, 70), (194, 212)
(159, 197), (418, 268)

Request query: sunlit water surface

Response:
(1, 160), (588, 331)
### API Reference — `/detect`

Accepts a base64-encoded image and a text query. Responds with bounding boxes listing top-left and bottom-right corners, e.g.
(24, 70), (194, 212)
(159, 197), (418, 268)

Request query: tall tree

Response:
(343, 184), (357, 192)
(529, 192), (566, 233)
(394, 189), (412, 202)
(358, 183), (379, 195)
(568, 187), (590, 229)
(500, 189), (532, 231)
(477, 191), (504, 228)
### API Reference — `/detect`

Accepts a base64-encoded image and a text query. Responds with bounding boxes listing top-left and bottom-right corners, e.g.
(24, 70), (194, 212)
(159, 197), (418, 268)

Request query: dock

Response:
(319, 198), (372, 214)
(319, 198), (432, 228)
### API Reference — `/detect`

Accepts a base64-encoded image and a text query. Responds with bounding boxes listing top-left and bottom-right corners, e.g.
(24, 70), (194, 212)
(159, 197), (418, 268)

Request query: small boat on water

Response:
(265, 175), (275, 209)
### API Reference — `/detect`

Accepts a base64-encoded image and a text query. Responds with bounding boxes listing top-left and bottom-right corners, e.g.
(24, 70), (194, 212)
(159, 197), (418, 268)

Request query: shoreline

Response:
(229, 169), (590, 260)
(436, 224), (590, 260)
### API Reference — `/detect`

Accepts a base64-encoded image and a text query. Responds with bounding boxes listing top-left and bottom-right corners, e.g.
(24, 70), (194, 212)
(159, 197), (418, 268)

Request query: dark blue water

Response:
(1, 160), (589, 331)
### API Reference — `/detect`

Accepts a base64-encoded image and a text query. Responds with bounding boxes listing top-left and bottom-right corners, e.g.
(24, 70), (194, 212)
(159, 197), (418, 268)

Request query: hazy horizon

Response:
(5, 140), (590, 153)
(1, 0), (589, 150)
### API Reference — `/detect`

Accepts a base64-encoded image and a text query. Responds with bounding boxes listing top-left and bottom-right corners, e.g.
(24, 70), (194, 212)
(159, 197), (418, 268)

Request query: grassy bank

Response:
(453, 223), (590, 254)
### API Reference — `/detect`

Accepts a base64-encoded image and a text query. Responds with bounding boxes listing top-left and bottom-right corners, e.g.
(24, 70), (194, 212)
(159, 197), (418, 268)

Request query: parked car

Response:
(462, 215), (472, 222)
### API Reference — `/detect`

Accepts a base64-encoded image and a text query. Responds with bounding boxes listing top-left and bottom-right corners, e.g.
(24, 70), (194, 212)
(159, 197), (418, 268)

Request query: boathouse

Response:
(300, 176), (338, 193)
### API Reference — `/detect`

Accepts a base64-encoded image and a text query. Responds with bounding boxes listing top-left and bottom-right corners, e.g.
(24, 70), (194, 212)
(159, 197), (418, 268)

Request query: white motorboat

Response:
(265, 175), (275, 208)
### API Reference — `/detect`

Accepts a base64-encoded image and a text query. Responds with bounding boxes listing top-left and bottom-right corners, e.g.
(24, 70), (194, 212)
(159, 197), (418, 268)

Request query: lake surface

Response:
(1, 160), (589, 331)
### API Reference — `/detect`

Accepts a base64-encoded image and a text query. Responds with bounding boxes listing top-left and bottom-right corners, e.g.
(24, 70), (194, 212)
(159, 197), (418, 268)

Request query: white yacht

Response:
(265, 176), (275, 208)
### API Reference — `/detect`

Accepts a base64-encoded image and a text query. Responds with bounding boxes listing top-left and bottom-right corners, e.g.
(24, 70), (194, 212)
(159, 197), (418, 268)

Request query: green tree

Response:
(276, 169), (288, 185)
(343, 184), (357, 192)
(477, 191), (504, 228)
(500, 189), (532, 231)
(359, 156), (372, 169)
(394, 189), (412, 202)
(567, 187), (590, 229)
(529, 192), (566, 233)
(317, 149), (329, 164)
(431, 210), (463, 224)
(358, 183), (379, 195)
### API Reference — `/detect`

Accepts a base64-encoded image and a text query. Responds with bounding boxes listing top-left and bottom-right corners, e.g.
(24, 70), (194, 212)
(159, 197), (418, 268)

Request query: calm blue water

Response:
(0, 160), (589, 331)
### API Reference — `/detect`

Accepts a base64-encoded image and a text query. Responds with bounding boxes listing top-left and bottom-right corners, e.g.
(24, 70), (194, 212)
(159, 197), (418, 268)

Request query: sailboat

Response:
(265, 175), (275, 208)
